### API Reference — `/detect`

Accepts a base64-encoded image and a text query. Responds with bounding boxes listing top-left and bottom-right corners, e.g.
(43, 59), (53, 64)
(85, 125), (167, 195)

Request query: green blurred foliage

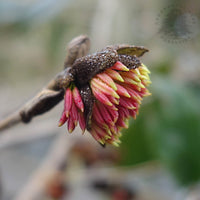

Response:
(120, 74), (200, 185)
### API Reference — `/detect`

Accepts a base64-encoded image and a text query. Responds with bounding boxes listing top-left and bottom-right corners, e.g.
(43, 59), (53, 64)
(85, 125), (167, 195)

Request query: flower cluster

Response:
(58, 86), (86, 133)
(59, 58), (151, 146)
(90, 62), (151, 146)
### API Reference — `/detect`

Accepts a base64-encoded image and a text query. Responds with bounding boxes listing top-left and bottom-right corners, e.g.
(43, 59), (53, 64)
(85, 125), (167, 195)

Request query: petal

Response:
(90, 127), (105, 145)
(124, 86), (142, 102)
(139, 88), (151, 97)
(115, 83), (131, 98)
(106, 105), (119, 123)
(116, 117), (129, 129)
(129, 109), (137, 119)
(122, 83), (142, 92)
(140, 63), (151, 74)
(129, 98), (140, 110)
(91, 78), (119, 98)
(97, 102), (115, 126)
(96, 73), (117, 90)
(92, 103), (108, 128)
(123, 76), (140, 86)
(67, 116), (75, 133)
(107, 95), (119, 105)
(106, 133), (121, 147)
(111, 61), (129, 71)
(64, 88), (73, 117)
(58, 111), (68, 127)
(118, 106), (130, 119)
(71, 102), (78, 126)
(78, 112), (86, 134)
(119, 97), (136, 110)
(73, 87), (84, 112)
(109, 125), (119, 136)
(139, 74), (150, 81)
(92, 87), (113, 106)
(142, 79), (152, 86)
(132, 68), (141, 76)
(92, 123), (111, 140)
(105, 69), (124, 82)
(120, 71), (141, 82)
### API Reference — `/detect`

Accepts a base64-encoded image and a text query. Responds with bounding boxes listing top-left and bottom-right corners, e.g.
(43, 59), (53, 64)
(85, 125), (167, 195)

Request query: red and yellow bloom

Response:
(59, 46), (151, 146)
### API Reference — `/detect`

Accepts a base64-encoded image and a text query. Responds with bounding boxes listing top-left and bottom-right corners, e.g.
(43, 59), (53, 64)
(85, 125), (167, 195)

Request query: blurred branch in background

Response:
(14, 133), (73, 200)
(91, 0), (119, 49)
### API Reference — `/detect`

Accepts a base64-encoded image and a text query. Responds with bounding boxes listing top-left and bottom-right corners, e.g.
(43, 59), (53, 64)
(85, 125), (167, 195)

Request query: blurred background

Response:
(0, 0), (200, 199)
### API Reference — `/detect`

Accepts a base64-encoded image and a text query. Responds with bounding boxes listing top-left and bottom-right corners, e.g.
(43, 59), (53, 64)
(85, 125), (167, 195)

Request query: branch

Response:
(0, 35), (90, 132)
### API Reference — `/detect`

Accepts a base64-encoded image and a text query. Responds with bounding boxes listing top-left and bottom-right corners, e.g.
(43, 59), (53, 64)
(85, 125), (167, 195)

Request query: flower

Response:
(59, 47), (151, 146)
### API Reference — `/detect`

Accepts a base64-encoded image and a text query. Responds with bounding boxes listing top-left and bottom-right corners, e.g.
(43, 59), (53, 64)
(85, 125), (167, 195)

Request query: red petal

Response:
(92, 87), (113, 106)
(115, 83), (130, 98)
(105, 69), (124, 82)
(106, 105), (119, 123)
(116, 117), (129, 129)
(129, 109), (137, 119)
(119, 97), (136, 109)
(96, 73), (117, 90)
(67, 116), (75, 133)
(92, 103), (108, 128)
(91, 78), (119, 98)
(97, 102), (114, 126)
(107, 95), (119, 105)
(64, 88), (73, 117)
(71, 102), (78, 126)
(73, 87), (84, 112)
(111, 61), (129, 71)
(78, 112), (86, 134)
(118, 106), (130, 119)
(58, 111), (68, 127)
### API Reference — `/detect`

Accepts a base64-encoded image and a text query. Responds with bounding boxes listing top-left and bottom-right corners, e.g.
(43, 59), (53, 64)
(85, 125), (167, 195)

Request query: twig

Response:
(0, 35), (90, 132)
